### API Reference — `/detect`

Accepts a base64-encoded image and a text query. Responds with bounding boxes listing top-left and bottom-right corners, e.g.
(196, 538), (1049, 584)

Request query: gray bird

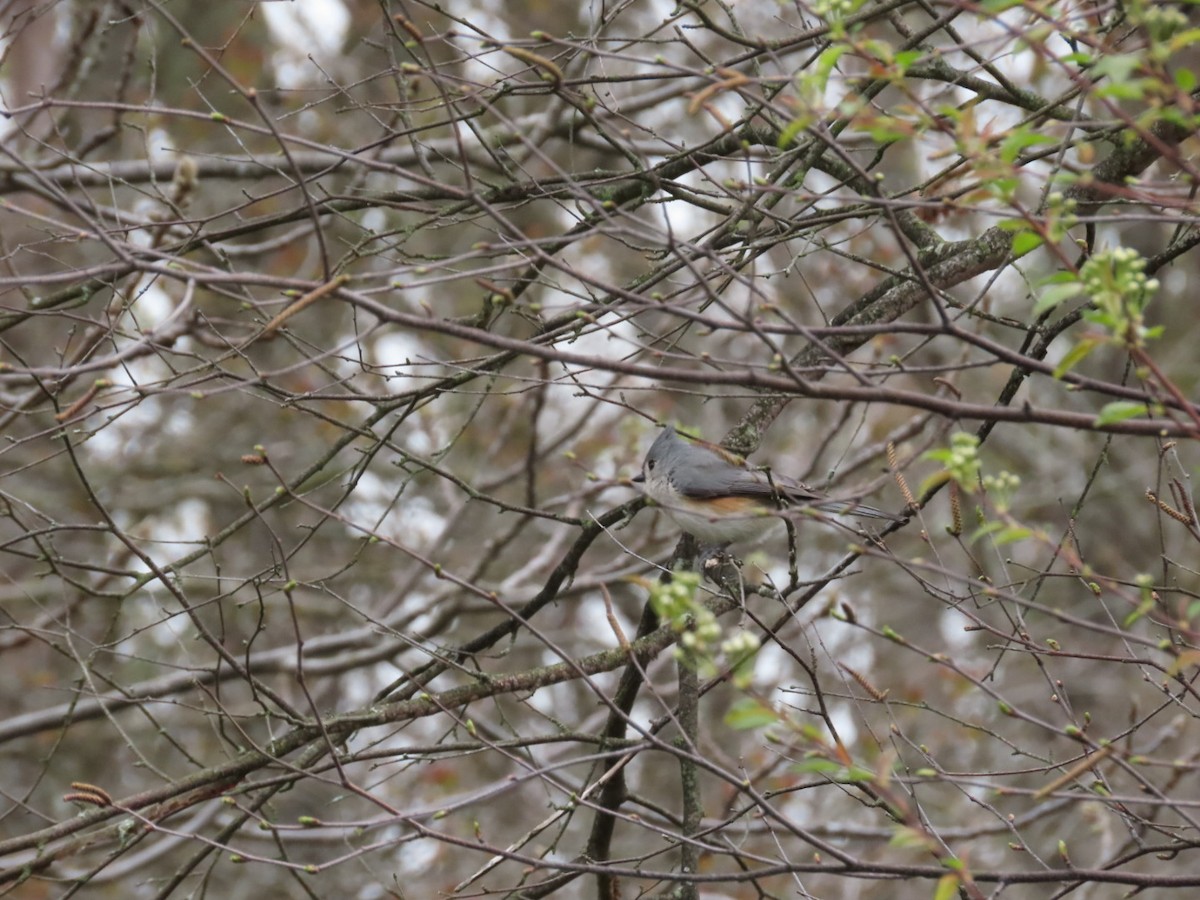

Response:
(633, 427), (901, 544)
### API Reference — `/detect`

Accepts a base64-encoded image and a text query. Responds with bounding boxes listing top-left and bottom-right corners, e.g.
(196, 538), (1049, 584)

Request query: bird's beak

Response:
(631, 473), (645, 484)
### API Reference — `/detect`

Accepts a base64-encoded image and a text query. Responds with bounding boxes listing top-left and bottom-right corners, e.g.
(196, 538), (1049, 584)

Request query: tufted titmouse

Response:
(632, 427), (902, 545)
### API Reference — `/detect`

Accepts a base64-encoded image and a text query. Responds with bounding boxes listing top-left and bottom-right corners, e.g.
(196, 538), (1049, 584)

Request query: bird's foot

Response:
(699, 543), (742, 592)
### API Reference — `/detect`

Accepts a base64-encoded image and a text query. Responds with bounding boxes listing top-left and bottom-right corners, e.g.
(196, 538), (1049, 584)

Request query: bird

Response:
(632, 426), (902, 545)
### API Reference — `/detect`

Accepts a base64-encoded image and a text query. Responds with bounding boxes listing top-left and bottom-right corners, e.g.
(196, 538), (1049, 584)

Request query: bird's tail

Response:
(814, 500), (906, 522)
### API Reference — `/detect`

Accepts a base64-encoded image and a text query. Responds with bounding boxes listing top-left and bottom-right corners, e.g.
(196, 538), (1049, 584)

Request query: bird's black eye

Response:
(647, 459), (656, 471)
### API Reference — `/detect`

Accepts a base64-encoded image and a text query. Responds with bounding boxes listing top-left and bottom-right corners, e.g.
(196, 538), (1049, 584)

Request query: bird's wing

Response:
(674, 453), (901, 521)
(671, 454), (816, 504)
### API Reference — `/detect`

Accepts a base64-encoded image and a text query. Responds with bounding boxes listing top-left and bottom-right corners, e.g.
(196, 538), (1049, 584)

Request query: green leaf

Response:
(996, 218), (1032, 232)
(814, 44), (850, 84)
(917, 470), (953, 497)
(985, 176), (1019, 200)
(792, 758), (843, 776)
(890, 825), (930, 849)
(1094, 401), (1149, 426)
(934, 874), (961, 900)
(724, 698), (780, 730)
(998, 130), (1056, 164)
(860, 119), (914, 143)
(859, 39), (895, 66)
(1123, 594), (1155, 627)
(968, 521), (1005, 545)
(1080, 308), (1116, 330)
(1038, 269), (1082, 284)
(1011, 230), (1043, 258)
(1033, 281), (1083, 317)
(1051, 338), (1098, 379)
(991, 527), (1032, 547)
(1090, 54), (1144, 83)
(777, 114), (813, 150)
(1095, 79), (1151, 101)
(1170, 28), (1200, 53)
(841, 765), (875, 783)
